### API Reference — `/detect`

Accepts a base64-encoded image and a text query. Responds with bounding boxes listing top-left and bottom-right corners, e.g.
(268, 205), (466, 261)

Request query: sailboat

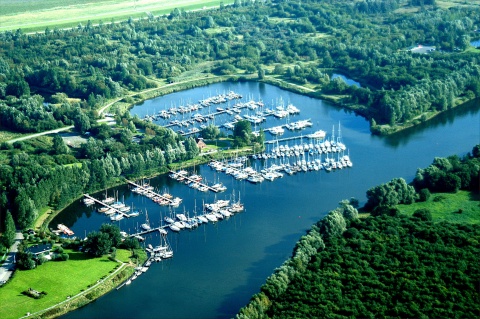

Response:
(141, 209), (151, 231)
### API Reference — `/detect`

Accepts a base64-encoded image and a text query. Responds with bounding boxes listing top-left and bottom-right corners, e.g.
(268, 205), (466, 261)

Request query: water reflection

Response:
(383, 98), (480, 149)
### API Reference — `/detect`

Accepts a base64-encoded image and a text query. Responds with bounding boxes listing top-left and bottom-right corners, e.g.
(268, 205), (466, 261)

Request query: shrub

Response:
(412, 208), (433, 222)
(418, 188), (431, 202)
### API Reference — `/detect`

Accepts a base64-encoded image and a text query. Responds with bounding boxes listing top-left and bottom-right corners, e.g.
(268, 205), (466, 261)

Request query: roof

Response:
(409, 45), (435, 54)
(26, 244), (52, 255)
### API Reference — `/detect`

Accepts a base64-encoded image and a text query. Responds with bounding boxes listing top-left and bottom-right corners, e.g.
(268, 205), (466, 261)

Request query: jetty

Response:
(169, 171), (227, 193)
(82, 194), (130, 218)
(127, 180), (175, 204)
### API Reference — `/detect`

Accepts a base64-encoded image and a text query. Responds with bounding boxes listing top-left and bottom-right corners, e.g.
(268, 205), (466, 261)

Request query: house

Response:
(196, 138), (207, 151)
(26, 244), (53, 260)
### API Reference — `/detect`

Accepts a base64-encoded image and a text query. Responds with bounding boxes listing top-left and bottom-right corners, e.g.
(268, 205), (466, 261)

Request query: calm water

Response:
(59, 82), (480, 319)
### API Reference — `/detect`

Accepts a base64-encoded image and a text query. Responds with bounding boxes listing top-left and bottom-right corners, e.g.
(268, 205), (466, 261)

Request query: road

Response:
(0, 232), (24, 284)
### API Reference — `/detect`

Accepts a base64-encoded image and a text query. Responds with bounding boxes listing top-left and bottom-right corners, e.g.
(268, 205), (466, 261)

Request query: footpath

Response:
(0, 232), (24, 283)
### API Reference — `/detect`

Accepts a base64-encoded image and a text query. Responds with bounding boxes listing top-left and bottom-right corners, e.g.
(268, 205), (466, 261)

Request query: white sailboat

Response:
(141, 209), (151, 231)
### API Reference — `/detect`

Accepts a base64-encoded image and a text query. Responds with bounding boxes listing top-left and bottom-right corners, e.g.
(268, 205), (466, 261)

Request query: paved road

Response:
(0, 232), (24, 284)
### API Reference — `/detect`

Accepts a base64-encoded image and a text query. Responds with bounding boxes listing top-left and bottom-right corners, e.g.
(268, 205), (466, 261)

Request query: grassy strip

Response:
(396, 190), (480, 224)
(0, 250), (126, 319)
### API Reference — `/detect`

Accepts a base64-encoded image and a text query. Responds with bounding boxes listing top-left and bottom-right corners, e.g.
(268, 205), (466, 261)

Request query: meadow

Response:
(397, 190), (480, 224)
(0, 249), (133, 319)
(0, 0), (233, 32)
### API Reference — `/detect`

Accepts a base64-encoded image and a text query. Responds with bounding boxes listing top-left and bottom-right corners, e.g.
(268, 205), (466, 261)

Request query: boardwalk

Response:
(83, 194), (130, 218)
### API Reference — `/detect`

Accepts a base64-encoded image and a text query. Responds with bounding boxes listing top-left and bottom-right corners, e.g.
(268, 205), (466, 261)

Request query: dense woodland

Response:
(0, 0), (479, 134)
(237, 145), (480, 318)
(0, 0), (479, 262)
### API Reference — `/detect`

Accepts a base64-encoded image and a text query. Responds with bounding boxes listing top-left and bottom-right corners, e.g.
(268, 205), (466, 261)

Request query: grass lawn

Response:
(396, 190), (480, 224)
(33, 207), (52, 231)
(0, 250), (123, 319)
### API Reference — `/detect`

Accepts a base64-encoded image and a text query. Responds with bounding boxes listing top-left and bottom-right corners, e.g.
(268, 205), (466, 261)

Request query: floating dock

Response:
(82, 194), (130, 218)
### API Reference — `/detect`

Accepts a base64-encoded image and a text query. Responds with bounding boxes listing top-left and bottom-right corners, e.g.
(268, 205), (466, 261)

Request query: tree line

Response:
(0, 0), (479, 136)
(237, 144), (480, 318)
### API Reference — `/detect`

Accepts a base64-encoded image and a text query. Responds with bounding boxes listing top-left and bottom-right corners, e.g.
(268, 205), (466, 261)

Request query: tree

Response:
(73, 109), (91, 134)
(184, 137), (199, 159)
(257, 66), (265, 80)
(52, 134), (68, 155)
(412, 208), (433, 222)
(1, 211), (16, 248)
(233, 120), (252, 147)
(85, 231), (112, 257)
(99, 224), (122, 248)
(16, 251), (36, 270)
(201, 124), (220, 140)
(321, 209), (347, 238)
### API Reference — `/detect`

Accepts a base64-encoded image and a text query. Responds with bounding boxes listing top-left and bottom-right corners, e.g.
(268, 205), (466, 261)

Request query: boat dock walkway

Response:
(265, 135), (309, 144)
(129, 226), (168, 238)
(82, 194), (130, 218)
(170, 171), (224, 193)
(126, 180), (174, 204)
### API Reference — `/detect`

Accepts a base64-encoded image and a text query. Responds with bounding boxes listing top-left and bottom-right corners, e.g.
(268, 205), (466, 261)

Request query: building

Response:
(196, 138), (207, 151)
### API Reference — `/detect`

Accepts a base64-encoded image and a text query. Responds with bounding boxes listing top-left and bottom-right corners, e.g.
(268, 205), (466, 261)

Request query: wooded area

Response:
(237, 145), (480, 318)
(0, 0), (479, 134)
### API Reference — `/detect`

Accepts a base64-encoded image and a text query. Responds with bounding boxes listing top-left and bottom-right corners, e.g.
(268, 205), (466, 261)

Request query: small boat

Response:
(198, 215), (209, 223)
(128, 210), (140, 218)
(141, 210), (151, 230)
(83, 197), (95, 205)
(110, 213), (124, 221)
(169, 224), (180, 232)
(98, 207), (110, 213)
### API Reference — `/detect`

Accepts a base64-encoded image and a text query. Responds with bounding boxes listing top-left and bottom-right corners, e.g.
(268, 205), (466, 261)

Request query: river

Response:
(58, 82), (480, 319)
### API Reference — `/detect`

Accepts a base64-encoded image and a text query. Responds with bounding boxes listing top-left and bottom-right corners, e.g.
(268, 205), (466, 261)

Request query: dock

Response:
(265, 135), (309, 144)
(126, 180), (174, 204)
(169, 171), (226, 193)
(82, 194), (130, 218)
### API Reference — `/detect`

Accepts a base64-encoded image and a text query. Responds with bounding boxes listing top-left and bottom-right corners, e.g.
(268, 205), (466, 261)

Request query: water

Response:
(471, 40), (480, 48)
(331, 73), (361, 87)
(59, 82), (480, 319)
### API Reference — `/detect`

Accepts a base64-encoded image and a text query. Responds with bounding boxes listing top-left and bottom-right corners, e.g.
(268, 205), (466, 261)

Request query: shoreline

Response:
(13, 74), (478, 318)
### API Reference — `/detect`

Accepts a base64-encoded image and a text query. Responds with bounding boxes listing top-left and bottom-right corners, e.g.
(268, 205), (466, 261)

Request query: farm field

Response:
(0, 0), (233, 32)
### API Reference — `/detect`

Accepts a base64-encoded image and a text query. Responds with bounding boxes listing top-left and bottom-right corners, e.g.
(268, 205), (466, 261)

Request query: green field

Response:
(0, 0), (234, 32)
(397, 190), (480, 224)
(0, 250), (123, 319)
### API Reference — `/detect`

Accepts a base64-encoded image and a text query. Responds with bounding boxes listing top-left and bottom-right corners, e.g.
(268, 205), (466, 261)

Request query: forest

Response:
(0, 0), (479, 134)
(236, 145), (480, 318)
(0, 0), (479, 251)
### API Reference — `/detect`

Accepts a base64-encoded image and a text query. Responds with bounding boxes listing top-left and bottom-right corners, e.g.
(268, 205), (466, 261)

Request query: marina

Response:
(82, 194), (131, 219)
(58, 81), (480, 319)
(168, 170), (227, 193)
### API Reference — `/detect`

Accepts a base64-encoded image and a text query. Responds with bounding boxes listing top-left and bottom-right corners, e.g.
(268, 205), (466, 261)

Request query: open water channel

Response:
(57, 81), (480, 318)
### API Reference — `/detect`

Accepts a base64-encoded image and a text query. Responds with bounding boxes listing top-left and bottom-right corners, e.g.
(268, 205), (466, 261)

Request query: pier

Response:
(126, 180), (175, 204)
(265, 135), (309, 144)
(129, 226), (168, 238)
(169, 171), (226, 193)
(82, 194), (130, 218)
